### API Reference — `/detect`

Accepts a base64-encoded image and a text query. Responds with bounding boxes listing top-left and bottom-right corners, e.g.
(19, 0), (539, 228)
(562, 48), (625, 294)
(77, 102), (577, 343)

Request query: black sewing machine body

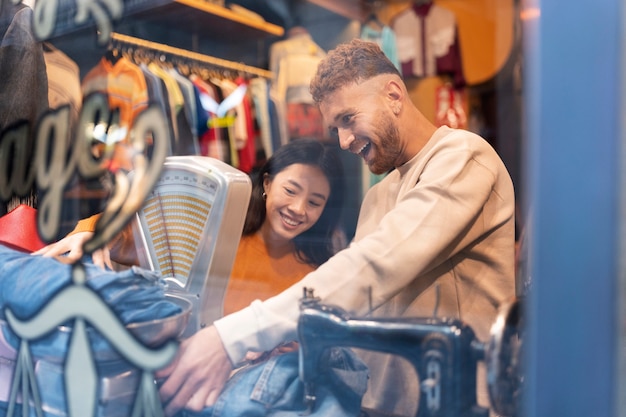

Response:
(298, 292), (522, 417)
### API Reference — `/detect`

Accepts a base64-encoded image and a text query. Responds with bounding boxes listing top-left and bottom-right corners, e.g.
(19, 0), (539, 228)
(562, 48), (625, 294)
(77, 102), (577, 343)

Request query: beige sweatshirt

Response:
(215, 126), (515, 415)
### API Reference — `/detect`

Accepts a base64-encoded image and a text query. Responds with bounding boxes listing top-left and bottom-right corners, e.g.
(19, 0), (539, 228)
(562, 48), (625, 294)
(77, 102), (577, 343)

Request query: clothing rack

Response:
(110, 32), (273, 79)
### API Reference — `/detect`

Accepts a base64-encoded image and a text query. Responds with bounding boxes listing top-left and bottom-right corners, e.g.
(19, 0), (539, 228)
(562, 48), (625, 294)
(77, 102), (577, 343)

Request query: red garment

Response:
(392, 3), (466, 88)
(435, 84), (467, 128)
(191, 75), (227, 161)
(286, 102), (325, 140)
(0, 205), (47, 252)
(235, 77), (257, 173)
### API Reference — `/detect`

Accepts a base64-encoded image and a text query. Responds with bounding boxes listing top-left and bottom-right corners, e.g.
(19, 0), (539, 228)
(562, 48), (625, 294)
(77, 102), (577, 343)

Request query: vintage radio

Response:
(133, 155), (252, 336)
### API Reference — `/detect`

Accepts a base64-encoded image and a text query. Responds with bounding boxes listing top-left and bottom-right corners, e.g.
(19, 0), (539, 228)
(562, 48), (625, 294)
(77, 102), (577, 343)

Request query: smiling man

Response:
(157, 39), (515, 417)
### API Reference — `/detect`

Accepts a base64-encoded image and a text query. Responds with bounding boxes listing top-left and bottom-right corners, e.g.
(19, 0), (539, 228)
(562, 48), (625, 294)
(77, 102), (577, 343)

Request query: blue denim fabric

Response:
(174, 347), (368, 417)
(0, 244), (185, 417)
(0, 244), (181, 358)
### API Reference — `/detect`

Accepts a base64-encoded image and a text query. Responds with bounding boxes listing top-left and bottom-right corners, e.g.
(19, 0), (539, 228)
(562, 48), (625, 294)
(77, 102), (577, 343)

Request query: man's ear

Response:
(385, 79), (404, 115)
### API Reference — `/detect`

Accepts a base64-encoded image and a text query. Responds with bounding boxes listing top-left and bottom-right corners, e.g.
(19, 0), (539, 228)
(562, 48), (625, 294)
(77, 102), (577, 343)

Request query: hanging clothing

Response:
(269, 29), (326, 104)
(141, 62), (175, 155)
(360, 23), (401, 71)
(268, 88), (287, 150)
(190, 74), (230, 162)
(234, 77), (257, 173)
(0, 1), (48, 131)
(249, 77), (274, 159)
(43, 43), (81, 139)
(193, 83), (210, 140)
(392, 3), (466, 88)
(82, 55), (150, 140)
(269, 29), (326, 143)
(147, 63), (197, 156)
(168, 67), (201, 154)
(82, 55), (153, 172)
(148, 62), (183, 145)
(209, 77), (246, 169)
(0, 1), (48, 216)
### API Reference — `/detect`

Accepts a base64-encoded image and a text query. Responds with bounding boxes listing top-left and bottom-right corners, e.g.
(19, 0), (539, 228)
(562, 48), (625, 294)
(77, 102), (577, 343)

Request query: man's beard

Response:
(368, 114), (402, 175)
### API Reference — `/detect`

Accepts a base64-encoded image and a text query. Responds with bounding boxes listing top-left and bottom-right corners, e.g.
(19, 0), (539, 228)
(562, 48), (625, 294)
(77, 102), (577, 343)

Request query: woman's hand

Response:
(156, 325), (233, 416)
(32, 231), (113, 269)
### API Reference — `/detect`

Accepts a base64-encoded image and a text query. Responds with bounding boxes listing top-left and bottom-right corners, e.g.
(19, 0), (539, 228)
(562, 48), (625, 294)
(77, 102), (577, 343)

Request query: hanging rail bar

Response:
(110, 32), (273, 78)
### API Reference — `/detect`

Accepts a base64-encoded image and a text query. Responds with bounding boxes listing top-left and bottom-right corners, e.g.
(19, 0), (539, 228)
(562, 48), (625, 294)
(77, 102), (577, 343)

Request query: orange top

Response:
(69, 213), (101, 235)
(223, 233), (315, 315)
(68, 218), (315, 316)
(81, 56), (149, 135)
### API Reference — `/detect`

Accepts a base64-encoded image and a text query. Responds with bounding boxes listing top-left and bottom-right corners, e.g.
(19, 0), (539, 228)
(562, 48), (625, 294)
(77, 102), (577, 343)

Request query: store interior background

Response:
(46, 0), (625, 416)
(51, 0), (524, 246)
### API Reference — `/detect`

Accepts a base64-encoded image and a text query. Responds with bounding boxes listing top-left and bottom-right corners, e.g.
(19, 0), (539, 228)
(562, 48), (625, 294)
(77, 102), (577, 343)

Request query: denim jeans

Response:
(175, 347), (369, 417)
(0, 244), (181, 358)
(0, 243), (184, 417)
(0, 244), (369, 417)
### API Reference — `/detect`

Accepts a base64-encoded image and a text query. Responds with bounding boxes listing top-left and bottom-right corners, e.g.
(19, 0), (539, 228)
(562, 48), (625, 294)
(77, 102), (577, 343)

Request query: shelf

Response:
(307, 0), (368, 22)
(49, 0), (284, 41)
(111, 32), (274, 78)
(49, 0), (284, 75)
(173, 0), (284, 37)
(126, 0), (284, 41)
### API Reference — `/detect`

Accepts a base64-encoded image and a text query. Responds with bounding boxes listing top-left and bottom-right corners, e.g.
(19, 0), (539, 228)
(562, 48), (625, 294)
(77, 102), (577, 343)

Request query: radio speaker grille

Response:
(133, 156), (251, 336)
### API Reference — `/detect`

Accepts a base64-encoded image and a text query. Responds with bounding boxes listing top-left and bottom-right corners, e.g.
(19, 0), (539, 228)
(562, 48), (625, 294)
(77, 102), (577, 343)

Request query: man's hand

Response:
(32, 231), (113, 269)
(156, 325), (233, 417)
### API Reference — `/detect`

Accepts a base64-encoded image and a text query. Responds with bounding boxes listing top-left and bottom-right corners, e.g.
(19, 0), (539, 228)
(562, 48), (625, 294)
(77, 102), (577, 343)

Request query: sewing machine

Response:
(298, 288), (523, 417)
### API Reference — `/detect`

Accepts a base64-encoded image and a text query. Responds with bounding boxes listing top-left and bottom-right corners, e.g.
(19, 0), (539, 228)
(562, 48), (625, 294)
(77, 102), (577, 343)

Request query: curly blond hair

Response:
(310, 38), (401, 104)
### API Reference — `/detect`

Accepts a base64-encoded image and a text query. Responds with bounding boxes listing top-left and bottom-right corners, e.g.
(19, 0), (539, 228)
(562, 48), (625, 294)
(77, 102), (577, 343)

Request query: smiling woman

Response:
(223, 138), (346, 315)
(262, 163), (330, 246)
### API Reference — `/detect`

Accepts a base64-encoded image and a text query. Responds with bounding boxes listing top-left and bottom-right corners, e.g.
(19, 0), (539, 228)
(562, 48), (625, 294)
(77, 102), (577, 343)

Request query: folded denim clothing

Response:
(0, 243), (182, 358)
(174, 347), (369, 417)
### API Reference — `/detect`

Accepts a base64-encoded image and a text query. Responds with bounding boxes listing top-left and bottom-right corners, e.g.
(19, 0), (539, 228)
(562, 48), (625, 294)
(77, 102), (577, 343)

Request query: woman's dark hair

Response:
(243, 139), (345, 266)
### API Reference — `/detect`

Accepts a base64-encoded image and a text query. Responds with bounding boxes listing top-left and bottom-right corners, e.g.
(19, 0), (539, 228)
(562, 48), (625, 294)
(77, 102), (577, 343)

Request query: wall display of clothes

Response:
(269, 26), (328, 145)
(48, 33), (286, 176)
(384, 1), (469, 133)
(391, 0), (466, 90)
